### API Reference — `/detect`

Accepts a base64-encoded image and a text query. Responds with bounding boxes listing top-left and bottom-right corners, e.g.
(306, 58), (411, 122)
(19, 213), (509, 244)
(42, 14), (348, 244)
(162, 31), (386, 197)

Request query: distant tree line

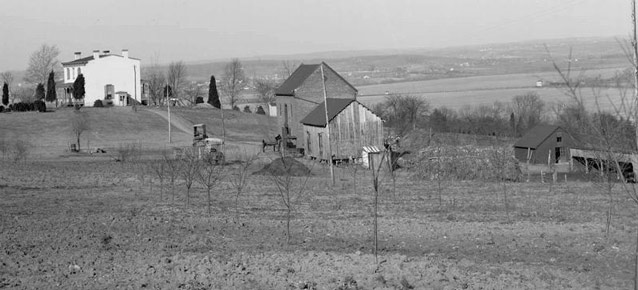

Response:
(372, 91), (635, 141)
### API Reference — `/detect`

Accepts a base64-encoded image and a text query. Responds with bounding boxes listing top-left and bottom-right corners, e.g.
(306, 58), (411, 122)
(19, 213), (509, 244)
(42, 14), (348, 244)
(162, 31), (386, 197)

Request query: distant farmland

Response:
(357, 68), (630, 112)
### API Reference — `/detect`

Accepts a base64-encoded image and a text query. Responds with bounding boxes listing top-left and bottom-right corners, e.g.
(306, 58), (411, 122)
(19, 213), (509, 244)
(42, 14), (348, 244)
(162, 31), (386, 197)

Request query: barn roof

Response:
(300, 98), (354, 127)
(513, 124), (560, 149)
(274, 62), (357, 96)
(275, 64), (320, 96)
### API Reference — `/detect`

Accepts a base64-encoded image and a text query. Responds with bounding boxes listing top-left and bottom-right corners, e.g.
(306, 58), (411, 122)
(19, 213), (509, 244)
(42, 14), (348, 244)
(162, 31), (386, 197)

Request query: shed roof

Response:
(300, 98), (354, 127)
(274, 62), (357, 96)
(513, 124), (560, 149)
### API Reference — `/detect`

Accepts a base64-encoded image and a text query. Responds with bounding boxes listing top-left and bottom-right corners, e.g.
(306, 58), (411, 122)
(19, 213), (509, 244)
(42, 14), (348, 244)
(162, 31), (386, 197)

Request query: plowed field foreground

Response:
(1, 159), (636, 289)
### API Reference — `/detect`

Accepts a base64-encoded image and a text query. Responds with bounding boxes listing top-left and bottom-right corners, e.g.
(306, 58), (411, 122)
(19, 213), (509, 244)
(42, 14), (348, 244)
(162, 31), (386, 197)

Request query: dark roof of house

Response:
(274, 62), (357, 96)
(300, 98), (355, 127)
(61, 54), (140, 66)
(513, 124), (560, 149)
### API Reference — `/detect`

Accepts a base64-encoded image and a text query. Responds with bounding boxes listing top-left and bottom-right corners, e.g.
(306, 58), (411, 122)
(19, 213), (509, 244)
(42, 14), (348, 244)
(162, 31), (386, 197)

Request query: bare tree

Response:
(196, 157), (224, 216)
(11, 86), (32, 103)
(221, 58), (246, 108)
(167, 61), (187, 103)
(184, 82), (203, 105)
(149, 159), (166, 200)
(229, 153), (257, 220)
(145, 62), (166, 106)
(70, 111), (90, 151)
(280, 60), (298, 79)
(180, 149), (200, 205)
(163, 153), (182, 202)
(25, 44), (60, 85)
(254, 78), (276, 104)
(510, 92), (546, 134)
(269, 157), (313, 245)
(374, 94), (430, 135)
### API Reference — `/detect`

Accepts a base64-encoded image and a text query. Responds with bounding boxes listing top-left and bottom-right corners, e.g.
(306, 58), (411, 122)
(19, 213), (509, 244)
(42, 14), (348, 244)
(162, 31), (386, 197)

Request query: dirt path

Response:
(144, 107), (192, 134)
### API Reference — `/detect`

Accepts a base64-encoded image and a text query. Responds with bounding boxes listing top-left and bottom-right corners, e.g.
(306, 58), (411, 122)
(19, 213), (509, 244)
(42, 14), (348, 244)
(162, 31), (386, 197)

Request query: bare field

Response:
(357, 69), (631, 112)
(1, 157), (636, 289)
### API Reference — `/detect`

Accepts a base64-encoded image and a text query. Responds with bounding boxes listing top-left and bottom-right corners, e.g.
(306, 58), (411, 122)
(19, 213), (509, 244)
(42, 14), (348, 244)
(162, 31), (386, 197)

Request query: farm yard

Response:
(1, 145), (638, 289)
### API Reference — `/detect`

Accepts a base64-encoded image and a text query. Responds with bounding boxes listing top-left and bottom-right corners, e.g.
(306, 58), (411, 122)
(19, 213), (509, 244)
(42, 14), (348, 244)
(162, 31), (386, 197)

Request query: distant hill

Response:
(145, 36), (629, 86)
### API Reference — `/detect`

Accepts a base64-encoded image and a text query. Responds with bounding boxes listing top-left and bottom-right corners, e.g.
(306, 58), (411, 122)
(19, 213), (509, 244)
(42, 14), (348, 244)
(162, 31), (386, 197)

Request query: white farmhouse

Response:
(61, 49), (141, 107)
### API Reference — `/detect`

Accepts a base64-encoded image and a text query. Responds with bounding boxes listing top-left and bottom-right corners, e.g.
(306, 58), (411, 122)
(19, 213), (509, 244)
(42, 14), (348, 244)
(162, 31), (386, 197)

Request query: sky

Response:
(0, 0), (630, 71)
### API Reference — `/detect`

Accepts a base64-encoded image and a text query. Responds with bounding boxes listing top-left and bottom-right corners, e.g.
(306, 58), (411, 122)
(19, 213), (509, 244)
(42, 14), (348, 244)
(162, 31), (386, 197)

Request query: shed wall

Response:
(303, 102), (383, 160)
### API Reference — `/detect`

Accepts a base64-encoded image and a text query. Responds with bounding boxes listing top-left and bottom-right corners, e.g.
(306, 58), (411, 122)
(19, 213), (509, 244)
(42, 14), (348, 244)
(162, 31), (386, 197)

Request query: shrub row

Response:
(3, 101), (46, 112)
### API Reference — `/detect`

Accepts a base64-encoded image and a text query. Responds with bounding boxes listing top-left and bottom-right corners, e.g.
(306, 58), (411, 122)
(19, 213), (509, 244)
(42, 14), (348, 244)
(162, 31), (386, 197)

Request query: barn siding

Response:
(514, 128), (574, 164)
(275, 64), (356, 148)
(303, 102), (383, 160)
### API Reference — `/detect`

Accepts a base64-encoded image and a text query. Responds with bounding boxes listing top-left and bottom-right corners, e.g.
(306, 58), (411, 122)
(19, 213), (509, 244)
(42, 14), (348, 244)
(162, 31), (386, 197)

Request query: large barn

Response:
(513, 125), (574, 164)
(300, 98), (383, 161)
(274, 62), (357, 153)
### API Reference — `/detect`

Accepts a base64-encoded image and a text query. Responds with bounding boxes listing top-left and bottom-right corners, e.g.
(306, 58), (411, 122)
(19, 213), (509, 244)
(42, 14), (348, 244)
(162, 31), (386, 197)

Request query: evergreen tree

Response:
(243, 105), (251, 113)
(45, 70), (57, 103)
(35, 83), (45, 100)
(2, 83), (8, 106)
(73, 74), (85, 100)
(256, 105), (266, 115)
(163, 85), (173, 99)
(207, 75), (221, 109)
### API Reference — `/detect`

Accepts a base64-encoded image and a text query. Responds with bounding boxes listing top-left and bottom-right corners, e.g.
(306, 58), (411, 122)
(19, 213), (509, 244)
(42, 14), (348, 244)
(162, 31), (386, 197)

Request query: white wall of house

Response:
(63, 52), (141, 107)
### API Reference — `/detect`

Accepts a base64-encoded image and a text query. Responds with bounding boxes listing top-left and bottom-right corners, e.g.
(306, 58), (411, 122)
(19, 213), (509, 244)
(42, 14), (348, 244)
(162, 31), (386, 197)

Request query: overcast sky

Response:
(0, 0), (629, 71)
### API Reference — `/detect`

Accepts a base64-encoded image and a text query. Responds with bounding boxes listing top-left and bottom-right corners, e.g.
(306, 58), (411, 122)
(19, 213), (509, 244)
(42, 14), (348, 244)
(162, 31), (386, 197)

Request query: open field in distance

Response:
(358, 68), (632, 112)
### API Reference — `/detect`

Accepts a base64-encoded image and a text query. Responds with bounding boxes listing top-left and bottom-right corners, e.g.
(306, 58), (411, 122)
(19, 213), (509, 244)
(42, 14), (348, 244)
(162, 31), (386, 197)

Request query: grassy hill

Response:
(167, 105), (279, 142)
(0, 106), (278, 159)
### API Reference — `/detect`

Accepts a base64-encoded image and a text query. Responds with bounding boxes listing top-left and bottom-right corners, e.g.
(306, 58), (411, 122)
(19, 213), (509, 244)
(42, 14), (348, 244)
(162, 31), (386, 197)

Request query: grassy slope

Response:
(0, 106), (277, 159)
(168, 106), (279, 143)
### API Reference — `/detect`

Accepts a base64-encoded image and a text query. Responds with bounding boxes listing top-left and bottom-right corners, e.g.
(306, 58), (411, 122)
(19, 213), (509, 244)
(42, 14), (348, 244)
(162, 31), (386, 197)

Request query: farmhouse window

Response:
(66, 68), (70, 80)
(557, 132), (562, 143)
(306, 131), (311, 154)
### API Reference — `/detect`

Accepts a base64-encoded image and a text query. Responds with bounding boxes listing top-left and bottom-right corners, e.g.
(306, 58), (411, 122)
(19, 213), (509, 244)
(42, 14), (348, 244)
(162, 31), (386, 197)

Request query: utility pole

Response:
(320, 63), (335, 185)
(632, 2), (638, 289)
(167, 83), (172, 143)
(220, 99), (226, 156)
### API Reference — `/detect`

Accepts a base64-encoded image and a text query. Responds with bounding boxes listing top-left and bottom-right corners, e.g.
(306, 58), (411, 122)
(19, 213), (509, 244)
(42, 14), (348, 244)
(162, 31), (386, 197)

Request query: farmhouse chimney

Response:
(122, 49), (129, 59)
(92, 50), (100, 60)
(74, 52), (81, 60)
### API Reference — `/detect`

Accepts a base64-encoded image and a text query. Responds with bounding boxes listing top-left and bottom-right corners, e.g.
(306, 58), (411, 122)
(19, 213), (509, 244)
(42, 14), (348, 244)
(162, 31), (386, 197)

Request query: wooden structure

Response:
(301, 98), (383, 161)
(274, 63), (357, 154)
(513, 125), (574, 164)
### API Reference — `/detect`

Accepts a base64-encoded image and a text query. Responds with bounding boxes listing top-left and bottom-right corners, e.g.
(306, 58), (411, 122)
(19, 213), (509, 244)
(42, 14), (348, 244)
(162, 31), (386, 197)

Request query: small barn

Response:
(300, 98), (383, 161)
(513, 125), (574, 164)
